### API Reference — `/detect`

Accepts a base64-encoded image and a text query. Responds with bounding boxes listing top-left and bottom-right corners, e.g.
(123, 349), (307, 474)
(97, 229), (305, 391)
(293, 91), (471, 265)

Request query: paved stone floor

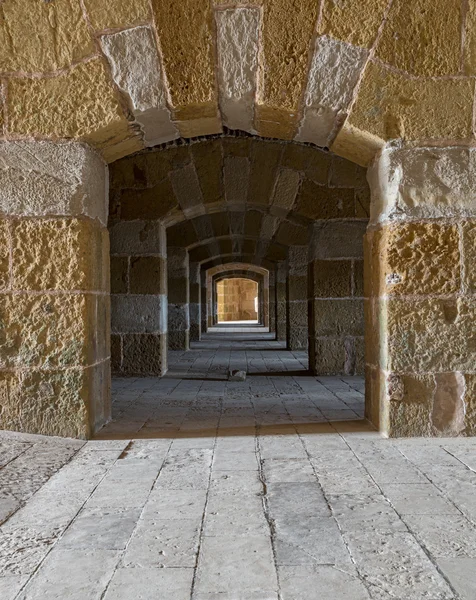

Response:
(1, 332), (476, 599)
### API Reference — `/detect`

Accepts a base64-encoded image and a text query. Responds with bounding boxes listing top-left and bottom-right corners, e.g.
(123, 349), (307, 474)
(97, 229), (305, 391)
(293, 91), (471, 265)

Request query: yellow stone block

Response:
(0, 0), (94, 73)
(0, 220), (10, 290)
(380, 222), (461, 296)
(0, 293), (96, 369)
(254, 106), (297, 140)
(83, 0), (151, 31)
(152, 0), (216, 108)
(376, 0), (461, 76)
(461, 222), (476, 292)
(319, 0), (389, 48)
(331, 123), (383, 167)
(12, 219), (108, 292)
(464, 1), (476, 74)
(8, 58), (128, 141)
(348, 61), (474, 141)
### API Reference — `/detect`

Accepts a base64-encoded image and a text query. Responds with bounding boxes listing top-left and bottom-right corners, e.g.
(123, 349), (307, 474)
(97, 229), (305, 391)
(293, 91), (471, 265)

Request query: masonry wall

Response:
(217, 278), (258, 321)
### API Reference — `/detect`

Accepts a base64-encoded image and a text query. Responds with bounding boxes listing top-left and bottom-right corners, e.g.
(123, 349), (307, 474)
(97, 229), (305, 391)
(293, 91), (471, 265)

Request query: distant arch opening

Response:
(217, 278), (259, 323)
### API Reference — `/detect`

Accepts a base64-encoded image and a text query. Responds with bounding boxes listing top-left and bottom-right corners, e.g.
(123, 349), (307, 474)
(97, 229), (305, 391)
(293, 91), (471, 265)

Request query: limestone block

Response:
(0, 0), (94, 72)
(110, 335), (122, 374)
(388, 398), (433, 438)
(288, 328), (308, 351)
(111, 295), (167, 334)
(432, 372), (466, 436)
(168, 330), (190, 351)
(169, 165), (204, 211)
(0, 142), (107, 225)
(109, 221), (166, 256)
(224, 157), (250, 207)
(168, 279), (189, 305)
(310, 260), (352, 298)
(0, 369), (90, 439)
(331, 123), (383, 168)
(386, 297), (476, 372)
(310, 221), (366, 260)
(130, 257), (166, 295)
(0, 293), (97, 369)
(12, 219), (108, 292)
(287, 246), (308, 275)
(330, 157), (367, 189)
(8, 60), (132, 155)
(215, 8), (260, 132)
(248, 141), (283, 206)
(348, 62), (474, 143)
(311, 299), (364, 337)
(288, 302), (308, 329)
(319, 0), (389, 48)
(121, 333), (167, 376)
(0, 220), (9, 290)
(100, 26), (179, 147)
(296, 36), (368, 147)
(376, 0), (461, 77)
(372, 222), (461, 296)
(287, 276), (307, 302)
(84, 0), (151, 31)
(87, 360), (111, 433)
(465, 1), (476, 75)
(353, 261), (364, 297)
(369, 146), (476, 224)
(462, 222), (476, 293)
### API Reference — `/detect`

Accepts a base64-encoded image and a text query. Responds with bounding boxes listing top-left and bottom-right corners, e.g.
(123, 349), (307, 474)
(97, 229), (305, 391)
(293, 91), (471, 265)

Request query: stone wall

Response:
(110, 222), (167, 377)
(308, 221), (366, 375)
(0, 141), (110, 439)
(217, 278), (258, 321)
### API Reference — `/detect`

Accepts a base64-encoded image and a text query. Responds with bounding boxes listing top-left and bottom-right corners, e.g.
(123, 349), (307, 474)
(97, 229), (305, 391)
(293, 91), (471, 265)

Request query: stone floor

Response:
(1, 332), (476, 599)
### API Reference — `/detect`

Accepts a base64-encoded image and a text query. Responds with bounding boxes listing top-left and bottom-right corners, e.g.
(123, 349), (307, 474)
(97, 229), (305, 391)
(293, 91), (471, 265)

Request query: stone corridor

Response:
(1, 332), (476, 599)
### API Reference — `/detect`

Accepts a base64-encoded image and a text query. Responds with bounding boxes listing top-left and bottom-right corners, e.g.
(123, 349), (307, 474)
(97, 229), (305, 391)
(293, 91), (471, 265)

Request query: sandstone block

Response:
(0, 141), (107, 225)
(295, 181), (355, 220)
(248, 141), (283, 207)
(386, 297), (476, 372)
(461, 222), (476, 293)
(281, 144), (330, 184)
(118, 179), (178, 221)
(168, 304), (190, 332)
(0, 293), (99, 369)
(168, 330), (190, 351)
(287, 276), (308, 302)
(84, 0), (150, 30)
(111, 295), (167, 334)
(309, 337), (345, 376)
(12, 219), (108, 292)
(111, 334), (122, 374)
(111, 257), (129, 294)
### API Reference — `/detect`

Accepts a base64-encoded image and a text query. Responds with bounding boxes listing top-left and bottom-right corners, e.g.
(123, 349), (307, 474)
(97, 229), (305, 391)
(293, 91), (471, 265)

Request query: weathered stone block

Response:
(248, 141), (283, 206)
(130, 256), (166, 295)
(111, 257), (128, 294)
(118, 180), (178, 221)
(0, 141), (108, 225)
(168, 304), (190, 332)
(111, 334), (122, 373)
(281, 144), (330, 184)
(121, 333), (167, 376)
(379, 222), (460, 296)
(12, 219), (108, 292)
(288, 276), (308, 302)
(288, 301), (308, 329)
(111, 294), (167, 334)
(295, 181), (355, 220)
(309, 337), (345, 375)
(310, 260), (352, 298)
(353, 260), (364, 297)
(0, 367), (95, 439)
(462, 222), (476, 293)
(168, 330), (190, 351)
(386, 297), (476, 372)
(312, 299), (364, 337)
(84, 0), (151, 30)
(0, 293), (98, 369)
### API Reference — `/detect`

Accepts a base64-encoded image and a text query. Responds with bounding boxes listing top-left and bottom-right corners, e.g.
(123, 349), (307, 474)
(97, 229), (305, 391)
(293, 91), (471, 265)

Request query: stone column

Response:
(268, 268), (276, 334)
(276, 261), (287, 341)
(168, 246), (190, 350)
(201, 269), (208, 334)
(308, 221), (366, 375)
(110, 222), (167, 377)
(0, 141), (110, 439)
(189, 261), (201, 341)
(366, 145), (476, 437)
(286, 246), (308, 350)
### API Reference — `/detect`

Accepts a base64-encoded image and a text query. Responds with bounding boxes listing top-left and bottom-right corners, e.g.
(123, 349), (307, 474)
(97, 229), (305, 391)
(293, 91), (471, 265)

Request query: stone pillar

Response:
(308, 221), (366, 375)
(269, 269), (276, 333)
(366, 145), (476, 437)
(276, 262), (287, 341)
(0, 141), (110, 439)
(189, 261), (201, 342)
(201, 269), (208, 334)
(110, 221), (167, 377)
(168, 247), (190, 350)
(286, 246), (308, 350)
